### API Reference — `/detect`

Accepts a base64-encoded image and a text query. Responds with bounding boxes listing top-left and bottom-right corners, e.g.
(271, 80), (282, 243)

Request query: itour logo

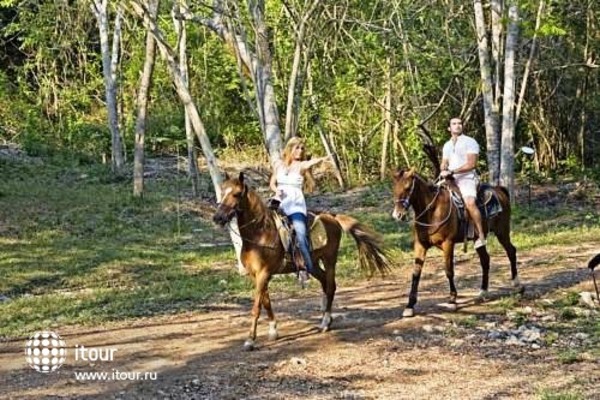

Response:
(25, 331), (67, 373)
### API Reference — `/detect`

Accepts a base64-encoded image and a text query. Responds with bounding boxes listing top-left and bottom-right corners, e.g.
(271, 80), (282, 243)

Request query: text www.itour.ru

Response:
(74, 370), (158, 381)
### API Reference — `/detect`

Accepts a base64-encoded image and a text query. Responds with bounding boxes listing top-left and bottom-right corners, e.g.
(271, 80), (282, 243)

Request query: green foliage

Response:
(1, 0), (599, 183)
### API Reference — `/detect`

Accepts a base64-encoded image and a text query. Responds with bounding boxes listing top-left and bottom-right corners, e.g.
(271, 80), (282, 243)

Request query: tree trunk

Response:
(173, 0), (199, 195)
(249, 0), (283, 166)
(179, 0), (283, 166)
(92, 0), (125, 173)
(500, 3), (519, 200)
(515, 0), (544, 125)
(491, 0), (503, 112)
(473, 0), (501, 184)
(133, 0), (159, 198)
(380, 55), (392, 181)
(283, 0), (320, 141)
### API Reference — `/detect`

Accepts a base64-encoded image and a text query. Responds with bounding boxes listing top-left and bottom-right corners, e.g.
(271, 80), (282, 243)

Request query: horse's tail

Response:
(498, 186), (510, 200)
(588, 253), (600, 271)
(496, 186), (511, 211)
(334, 214), (391, 277)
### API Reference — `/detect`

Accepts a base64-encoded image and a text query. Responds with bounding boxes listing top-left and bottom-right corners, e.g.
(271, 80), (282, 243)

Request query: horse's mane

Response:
(413, 171), (439, 193)
(244, 186), (276, 230)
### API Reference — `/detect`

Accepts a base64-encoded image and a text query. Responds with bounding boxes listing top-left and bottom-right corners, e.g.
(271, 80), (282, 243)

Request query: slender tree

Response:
(91, 0), (125, 173)
(133, 0), (159, 198)
(473, 0), (501, 184)
(173, 0), (200, 195)
(500, 3), (519, 198)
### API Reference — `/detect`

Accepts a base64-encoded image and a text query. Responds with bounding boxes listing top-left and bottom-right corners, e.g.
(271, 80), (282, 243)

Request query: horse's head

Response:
(213, 172), (248, 226)
(392, 167), (416, 221)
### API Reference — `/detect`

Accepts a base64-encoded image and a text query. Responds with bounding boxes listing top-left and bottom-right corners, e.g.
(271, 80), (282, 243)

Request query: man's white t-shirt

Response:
(442, 134), (480, 198)
(442, 134), (479, 178)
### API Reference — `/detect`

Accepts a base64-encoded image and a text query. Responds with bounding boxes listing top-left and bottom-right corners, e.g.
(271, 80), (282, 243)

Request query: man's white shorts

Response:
(455, 173), (479, 199)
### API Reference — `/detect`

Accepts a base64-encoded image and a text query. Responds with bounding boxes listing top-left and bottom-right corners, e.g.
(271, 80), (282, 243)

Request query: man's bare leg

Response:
(465, 197), (486, 248)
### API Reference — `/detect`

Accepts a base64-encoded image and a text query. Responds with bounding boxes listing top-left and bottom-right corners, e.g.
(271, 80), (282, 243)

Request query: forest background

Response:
(1, 0), (598, 194)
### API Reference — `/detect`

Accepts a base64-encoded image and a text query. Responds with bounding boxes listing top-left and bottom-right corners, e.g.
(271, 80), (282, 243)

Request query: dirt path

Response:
(1, 241), (599, 400)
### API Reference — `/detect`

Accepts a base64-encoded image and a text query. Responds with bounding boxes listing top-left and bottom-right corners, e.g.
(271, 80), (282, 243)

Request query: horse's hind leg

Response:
(476, 246), (491, 298)
(311, 258), (335, 332)
(496, 230), (522, 292)
(442, 241), (459, 310)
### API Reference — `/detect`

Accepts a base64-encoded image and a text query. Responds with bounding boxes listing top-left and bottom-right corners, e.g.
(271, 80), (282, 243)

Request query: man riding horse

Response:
(440, 117), (486, 249)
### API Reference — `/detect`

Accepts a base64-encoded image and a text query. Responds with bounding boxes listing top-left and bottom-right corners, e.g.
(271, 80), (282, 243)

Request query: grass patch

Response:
(455, 315), (479, 329)
(557, 349), (580, 364)
(537, 388), (584, 400)
(492, 295), (520, 312)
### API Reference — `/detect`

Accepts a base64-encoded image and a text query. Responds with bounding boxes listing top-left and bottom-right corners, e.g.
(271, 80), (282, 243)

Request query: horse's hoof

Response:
(478, 290), (489, 301)
(268, 322), (278, 341)
(243, 339), (256, 351)
(319, 313), (332, 332)
(319, 320), (332, 332)
(402, 308), (415, 318)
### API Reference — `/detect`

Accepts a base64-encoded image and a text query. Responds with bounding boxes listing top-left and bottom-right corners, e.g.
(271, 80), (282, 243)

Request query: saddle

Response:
(272, 210), (328, 269)
(448, 183), (503, 242)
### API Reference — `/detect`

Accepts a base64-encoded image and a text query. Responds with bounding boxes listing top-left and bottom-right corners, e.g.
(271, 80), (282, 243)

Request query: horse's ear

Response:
(406, 167), (416, 177)
(393, 169), (404, 180)
(238, 171), (245, 184)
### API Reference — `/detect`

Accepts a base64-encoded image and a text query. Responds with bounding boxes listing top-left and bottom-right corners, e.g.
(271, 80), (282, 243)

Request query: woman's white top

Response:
(274, 159), (310, 216)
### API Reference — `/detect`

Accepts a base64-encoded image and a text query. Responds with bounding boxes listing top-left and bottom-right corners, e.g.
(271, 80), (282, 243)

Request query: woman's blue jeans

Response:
(288, 213), (314, 273)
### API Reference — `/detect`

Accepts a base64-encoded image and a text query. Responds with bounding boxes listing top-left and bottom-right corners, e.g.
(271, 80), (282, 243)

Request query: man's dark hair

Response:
(448, 117), (462, 127)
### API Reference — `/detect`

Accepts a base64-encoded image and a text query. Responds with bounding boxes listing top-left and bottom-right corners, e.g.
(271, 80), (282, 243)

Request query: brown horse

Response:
(391, 167), (522, 317)
(213, 172), (390, 350)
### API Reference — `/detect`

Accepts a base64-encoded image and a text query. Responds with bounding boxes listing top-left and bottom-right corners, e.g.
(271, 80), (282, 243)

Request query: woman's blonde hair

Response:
(282, 137), (316, 193)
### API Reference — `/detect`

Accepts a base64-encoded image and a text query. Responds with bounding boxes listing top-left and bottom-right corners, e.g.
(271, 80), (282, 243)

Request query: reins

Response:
(403, 175), (456, 230)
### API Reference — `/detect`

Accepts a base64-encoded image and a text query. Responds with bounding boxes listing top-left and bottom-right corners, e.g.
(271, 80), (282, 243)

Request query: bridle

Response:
(395, 174), (455, 229)
(394, 175), (416, 210)
(218, 184), (281, 249)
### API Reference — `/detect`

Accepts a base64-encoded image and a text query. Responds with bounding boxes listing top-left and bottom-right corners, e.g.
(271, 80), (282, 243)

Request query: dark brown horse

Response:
(213, 172), (389, 350)
(391, 167), (522, 317)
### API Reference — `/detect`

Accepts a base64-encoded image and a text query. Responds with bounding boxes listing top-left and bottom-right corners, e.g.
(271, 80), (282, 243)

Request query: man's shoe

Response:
(474, 238), (487, 249)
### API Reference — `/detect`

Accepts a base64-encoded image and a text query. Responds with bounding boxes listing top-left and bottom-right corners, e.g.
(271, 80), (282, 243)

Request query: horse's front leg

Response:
(260, 284), (278, 341)
(244, 270), (270, 351)
(403, 241), (427, 317)
(442, 240), (458, 310)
